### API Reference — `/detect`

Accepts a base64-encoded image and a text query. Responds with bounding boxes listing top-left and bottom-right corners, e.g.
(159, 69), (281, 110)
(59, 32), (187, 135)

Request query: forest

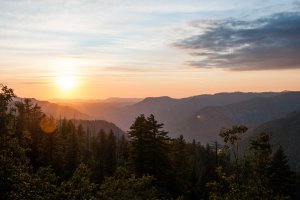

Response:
(0, 84), (299, 200)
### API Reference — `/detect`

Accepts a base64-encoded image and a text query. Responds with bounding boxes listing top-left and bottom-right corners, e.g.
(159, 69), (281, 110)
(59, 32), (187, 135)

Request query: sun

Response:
(57, 75), (76, 91)
(54, 59), (82, 92)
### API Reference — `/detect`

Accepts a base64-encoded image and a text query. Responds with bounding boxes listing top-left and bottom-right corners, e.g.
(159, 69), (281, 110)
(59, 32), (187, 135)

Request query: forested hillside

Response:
(247, 110), (300, 170)
(1, 85), (300, 199)
(179, 92), (300, 141)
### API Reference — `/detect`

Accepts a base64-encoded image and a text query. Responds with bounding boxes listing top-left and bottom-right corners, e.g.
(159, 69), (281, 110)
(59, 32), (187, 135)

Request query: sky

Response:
(1, 0), (300, 100)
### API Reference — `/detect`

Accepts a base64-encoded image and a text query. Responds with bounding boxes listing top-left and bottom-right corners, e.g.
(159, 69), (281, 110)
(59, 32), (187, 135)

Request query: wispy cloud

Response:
(174, 11), (300, 70)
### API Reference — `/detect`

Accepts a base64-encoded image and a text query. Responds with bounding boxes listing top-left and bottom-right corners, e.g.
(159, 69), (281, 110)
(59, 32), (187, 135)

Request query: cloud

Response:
(174, 12), (300, 70)
(294, 1), (300, 9)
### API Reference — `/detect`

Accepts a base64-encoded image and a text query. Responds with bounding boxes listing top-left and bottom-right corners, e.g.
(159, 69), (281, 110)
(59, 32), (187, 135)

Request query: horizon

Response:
(1, 0), (300, 99)
(15, 89), (300, 102)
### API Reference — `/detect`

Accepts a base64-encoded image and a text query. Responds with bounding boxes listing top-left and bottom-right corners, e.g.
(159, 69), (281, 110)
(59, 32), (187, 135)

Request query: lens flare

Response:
(40, 116), (57, 133)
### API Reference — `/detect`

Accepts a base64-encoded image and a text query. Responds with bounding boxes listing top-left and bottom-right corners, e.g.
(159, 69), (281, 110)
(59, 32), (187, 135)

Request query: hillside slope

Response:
(245, 110), (300, 170)
(180, 92), (300, 142)
(13, 98), (91, 119)
(103, 92), (278, 134)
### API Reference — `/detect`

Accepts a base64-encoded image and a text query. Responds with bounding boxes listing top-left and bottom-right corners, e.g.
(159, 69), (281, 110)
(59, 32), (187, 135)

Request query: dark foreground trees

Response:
(208, 128), (297, 200)
(98, 167), (159, 200)
(128, 114), (172, 189)
(0, 84), (298, 199)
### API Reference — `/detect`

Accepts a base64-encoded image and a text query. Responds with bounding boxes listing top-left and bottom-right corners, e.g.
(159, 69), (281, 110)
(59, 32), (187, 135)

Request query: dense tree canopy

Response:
(0, 84), (298, 200)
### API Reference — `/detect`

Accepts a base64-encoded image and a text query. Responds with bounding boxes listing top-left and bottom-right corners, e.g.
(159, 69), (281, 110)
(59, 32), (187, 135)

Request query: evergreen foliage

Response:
(98, 167), (159, 200)
(0, 84), (298, 200)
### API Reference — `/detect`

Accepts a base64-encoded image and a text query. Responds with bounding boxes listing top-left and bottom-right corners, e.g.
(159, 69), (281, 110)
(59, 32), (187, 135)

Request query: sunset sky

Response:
(1, 0), (300, 100)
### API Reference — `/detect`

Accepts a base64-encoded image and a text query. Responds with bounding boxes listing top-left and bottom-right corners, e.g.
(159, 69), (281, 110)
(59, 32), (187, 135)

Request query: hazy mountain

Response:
(179, 92), (300, 142)
(13, 98), (91, 120)
(53, 98), (142, 121)
(155, 92), (277, 136)
(95, 92), (278, 137)
(35, 91), (300, 145)
(67, 91), (300, 144)
(51, 97), (142, 104)
(244, 110), (300, 170)
(103, 96), (179, 129)
(102, 97), (143, 103)
(73, 119), (126, 137)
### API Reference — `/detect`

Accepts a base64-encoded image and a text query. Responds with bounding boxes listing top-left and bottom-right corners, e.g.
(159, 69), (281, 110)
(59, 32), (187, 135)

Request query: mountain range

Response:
(16, 91), (300, 169)
(26, 91), (300, 143)
(58, 92), (299, 143)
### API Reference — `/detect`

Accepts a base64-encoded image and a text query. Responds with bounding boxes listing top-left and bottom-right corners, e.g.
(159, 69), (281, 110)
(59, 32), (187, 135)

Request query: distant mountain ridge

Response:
(12, 98), (91, 120)
(94, 92), (281, 139)
(178, 92), (300, 141)
(51, 97), (142, 104)
(73, 119), (126, 137)
(46, 91), (300, 143)
(16, 91), (300, 144)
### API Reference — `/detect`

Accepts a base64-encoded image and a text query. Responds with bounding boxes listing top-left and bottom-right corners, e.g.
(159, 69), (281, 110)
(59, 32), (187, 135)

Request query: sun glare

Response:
(58, 75), (76, 90)
(54, 59), (81, 92)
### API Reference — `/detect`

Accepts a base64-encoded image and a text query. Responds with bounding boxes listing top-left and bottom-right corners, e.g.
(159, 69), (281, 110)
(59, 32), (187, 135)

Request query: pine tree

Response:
(77, 124), (88, 163)
(171, 135), (190, 195)
(64, 120), (80, 178)
(269, 145), (296, 198)
(128, 114), (148, 176)
(37, 129), (55, 166)
(104, 130), (117, 176)
(144, 114), (171, 180)
(0, 84), (16, 135)
(128, 114), (172, 178)
(0, 85), (31, 200)
(90, 129), (106, 183)
(128, 114), (172, 196)
(118, 134), (129, 166)
(245, 132), (273, 199)
(14, 99), (45, 169)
